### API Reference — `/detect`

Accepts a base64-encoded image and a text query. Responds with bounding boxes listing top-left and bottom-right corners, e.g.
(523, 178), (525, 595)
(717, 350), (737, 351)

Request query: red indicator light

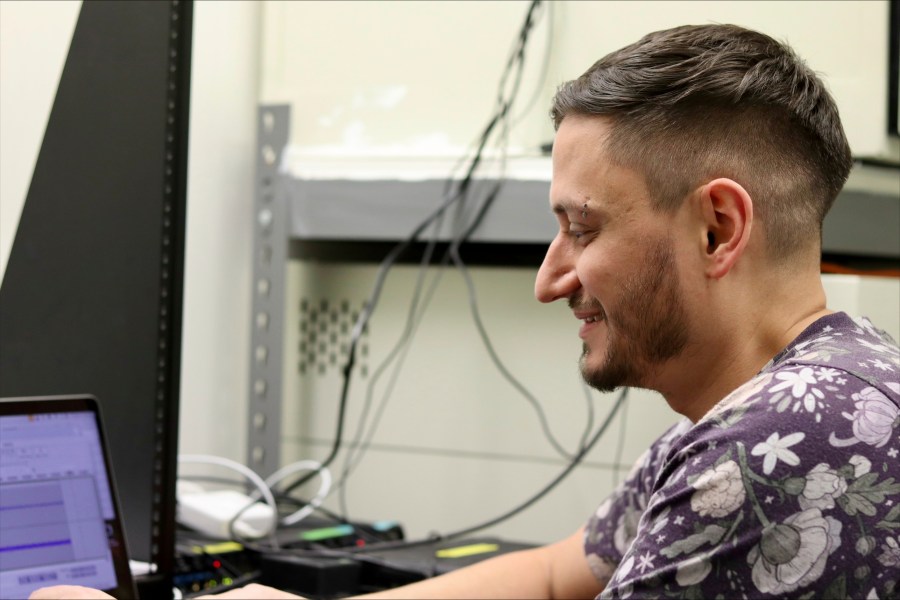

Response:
(213, 560), (221, 568)
(356, 539), (365, 547)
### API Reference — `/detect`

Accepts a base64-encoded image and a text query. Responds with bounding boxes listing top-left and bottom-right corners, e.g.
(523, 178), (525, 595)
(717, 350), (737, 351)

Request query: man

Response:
(33, 22), (899, 600)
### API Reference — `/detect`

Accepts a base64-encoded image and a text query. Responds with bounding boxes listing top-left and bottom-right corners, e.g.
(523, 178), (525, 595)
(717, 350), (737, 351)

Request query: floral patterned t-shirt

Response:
(584, 312), (900, 600)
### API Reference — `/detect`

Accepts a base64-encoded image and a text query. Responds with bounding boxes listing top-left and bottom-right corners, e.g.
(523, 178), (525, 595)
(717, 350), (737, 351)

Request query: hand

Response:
(29, 586), (115, 599)
(196, 583), (306, 599)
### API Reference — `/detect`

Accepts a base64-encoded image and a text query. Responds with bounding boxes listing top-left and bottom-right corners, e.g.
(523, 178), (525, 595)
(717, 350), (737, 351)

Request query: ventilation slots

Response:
(298, 297), (369, 378)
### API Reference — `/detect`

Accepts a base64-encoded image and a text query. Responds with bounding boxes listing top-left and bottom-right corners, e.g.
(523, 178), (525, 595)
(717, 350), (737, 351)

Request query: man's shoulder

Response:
(674, 361), (897, 473)
(646, 341), (900, 523)
(776, 313), (899, 399)
(677, 314), (899, 463)
(599, 348), (900, 599)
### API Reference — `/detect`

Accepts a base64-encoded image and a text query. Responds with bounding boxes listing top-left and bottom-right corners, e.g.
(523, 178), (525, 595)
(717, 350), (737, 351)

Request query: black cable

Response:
(338, 184), (509, 507)
(440, 1), (578, 461)
(450, 250), (576, 459)
(279, 183), (468, 498)
(252, 388), (628, 570)
(282, 0), (545, 498)
(442, 388), (627, 541)
(336, 1), (575, 514)
(336, 0), (565, 510)
(336, 215), (446, 518)
(347, 388), (629, 554)
(191, 398), (627, 590)
(510, 1), (555, 129)
(282, 97), (508, 499)
(445, 105), (579, 461)
(244, 388), (628, 581)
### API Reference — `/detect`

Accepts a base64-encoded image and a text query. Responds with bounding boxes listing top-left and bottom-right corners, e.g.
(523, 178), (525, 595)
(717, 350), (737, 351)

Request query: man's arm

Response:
(352, 526), (604, 600)
(31, 529), (604, 600)
(202, 527), (605, 599)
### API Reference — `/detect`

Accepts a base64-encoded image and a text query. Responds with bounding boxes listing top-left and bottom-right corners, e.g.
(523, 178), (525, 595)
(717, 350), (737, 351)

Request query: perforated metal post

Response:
(247, 105), (290, 477)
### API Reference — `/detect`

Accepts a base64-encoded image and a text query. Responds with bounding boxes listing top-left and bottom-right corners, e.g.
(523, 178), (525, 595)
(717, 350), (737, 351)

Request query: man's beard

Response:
(575, 238), (689, 392)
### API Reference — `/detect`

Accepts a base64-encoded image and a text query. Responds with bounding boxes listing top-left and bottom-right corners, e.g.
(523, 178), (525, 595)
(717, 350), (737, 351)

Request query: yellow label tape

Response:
(192, 541), (244, 555)
(435, 543), (500, 559)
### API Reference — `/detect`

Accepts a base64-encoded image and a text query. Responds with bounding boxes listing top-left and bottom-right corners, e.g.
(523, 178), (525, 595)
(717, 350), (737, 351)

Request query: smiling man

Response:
(528, 24), (900, 599)
(32, 22), (900, 600)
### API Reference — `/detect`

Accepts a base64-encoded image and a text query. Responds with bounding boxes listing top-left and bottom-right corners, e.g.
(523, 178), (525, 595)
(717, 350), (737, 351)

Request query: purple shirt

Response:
(584, 312), (900, 599)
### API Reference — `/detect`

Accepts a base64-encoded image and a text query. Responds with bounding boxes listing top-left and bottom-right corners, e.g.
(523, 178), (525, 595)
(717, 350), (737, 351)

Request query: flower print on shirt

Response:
(799, 463), (847, 511)
(816, 367), (842, 383)
(878, 536), (900, 568)
(613, 504), (643, 555)
(747, 508), (843, 595)
(857, 337), (900, 357)
(751, 431), (805, 475)
(586, 313), (900, 600)
(767, 367), (827, 419)
(674, 554), (712, 587)
(830, 386), (900, 448)
(690, 459), (745, 518)
(849, 454), (872, 477)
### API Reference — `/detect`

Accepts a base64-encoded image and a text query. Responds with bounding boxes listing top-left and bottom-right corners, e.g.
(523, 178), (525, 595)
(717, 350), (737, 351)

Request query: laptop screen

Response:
(0, 396), (136, 599)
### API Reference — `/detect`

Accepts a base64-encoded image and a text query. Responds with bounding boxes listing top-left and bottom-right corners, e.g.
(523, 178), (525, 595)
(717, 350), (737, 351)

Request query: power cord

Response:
(281, 0), (548, 499)
(177, 455), (334, 549)
(435, 387), (627, 542)
(334, 0), (572, 519)
(177, 454), (280, 548)
(263, 460), (332, 526)
(345, 388), (629, 553)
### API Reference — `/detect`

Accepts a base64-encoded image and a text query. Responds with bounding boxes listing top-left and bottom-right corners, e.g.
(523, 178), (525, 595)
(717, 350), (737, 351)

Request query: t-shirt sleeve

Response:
(598, 367), (900, 600)
(582, 419), (693, 586)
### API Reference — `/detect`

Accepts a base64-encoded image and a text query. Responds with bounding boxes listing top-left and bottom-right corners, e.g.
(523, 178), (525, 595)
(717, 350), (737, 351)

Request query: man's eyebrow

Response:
(551, 197), (597, 217)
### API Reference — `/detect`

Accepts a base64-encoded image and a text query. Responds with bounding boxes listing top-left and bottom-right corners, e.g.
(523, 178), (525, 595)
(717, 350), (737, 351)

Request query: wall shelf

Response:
(247, 104), (900, 475)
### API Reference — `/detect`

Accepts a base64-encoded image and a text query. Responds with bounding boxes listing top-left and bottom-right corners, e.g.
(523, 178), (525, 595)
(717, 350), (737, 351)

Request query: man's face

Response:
(535, 116), (691, 392)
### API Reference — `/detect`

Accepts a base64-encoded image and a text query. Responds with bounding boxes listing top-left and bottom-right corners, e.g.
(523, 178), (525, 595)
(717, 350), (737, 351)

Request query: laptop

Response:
(0, 395), (137, 599)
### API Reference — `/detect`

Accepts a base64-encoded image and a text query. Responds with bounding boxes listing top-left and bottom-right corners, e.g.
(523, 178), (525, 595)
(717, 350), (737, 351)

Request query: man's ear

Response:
(698, 178), (753, 279)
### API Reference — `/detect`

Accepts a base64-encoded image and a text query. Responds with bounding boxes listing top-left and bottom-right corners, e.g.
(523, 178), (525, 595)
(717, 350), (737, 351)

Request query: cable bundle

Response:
(181, 1), (630, 555)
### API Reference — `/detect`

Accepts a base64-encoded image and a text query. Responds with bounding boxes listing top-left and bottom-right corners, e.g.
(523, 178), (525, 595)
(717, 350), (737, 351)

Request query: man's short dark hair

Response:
(551, 24), (853, 260)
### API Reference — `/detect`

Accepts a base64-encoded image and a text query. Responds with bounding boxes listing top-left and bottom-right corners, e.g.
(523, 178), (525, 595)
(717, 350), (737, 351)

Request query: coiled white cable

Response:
(263, 460), (332, 526)
(177, 454), (279, 542)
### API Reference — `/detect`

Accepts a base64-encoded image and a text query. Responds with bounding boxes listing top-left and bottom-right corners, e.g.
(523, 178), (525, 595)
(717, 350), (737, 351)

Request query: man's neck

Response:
(656, 279), (831, 423)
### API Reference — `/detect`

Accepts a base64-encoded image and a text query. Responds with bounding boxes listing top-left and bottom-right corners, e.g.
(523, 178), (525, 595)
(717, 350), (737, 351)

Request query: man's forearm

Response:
(352, 527), (602, 600)
(351, 546), (554, 600)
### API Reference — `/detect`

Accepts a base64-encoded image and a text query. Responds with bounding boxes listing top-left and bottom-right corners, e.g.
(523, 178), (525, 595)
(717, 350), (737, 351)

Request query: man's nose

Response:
(534, 236), (579, 303)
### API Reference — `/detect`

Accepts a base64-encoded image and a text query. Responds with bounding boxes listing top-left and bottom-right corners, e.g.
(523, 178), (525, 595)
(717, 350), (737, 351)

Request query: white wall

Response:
(260, 0), (898, 159)
(822, 275), (900, 339)
(177, 1), (260, 461)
